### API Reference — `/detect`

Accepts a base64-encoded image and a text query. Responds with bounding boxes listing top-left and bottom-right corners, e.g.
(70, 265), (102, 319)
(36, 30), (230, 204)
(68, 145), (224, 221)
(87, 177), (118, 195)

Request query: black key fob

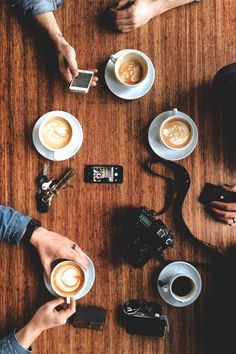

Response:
(36, 192), (49, 213)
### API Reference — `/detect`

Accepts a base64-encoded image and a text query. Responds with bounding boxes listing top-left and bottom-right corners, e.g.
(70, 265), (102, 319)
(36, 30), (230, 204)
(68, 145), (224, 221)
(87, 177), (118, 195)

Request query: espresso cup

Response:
(50, 260), (85, 304)
(38, 115), (74, 152)
(161, 273), (197, 304)
(110, 51), (149, 87)
(159, 108), (194, 151)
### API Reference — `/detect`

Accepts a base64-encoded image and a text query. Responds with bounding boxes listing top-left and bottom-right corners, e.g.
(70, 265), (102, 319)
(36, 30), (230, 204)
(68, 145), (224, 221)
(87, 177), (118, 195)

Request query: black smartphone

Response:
(199, 183), (236, 205)
(84, 165), (123, 184)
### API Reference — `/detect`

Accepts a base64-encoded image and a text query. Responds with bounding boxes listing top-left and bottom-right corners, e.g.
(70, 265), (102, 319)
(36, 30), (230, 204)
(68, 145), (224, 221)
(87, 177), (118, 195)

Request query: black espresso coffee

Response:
(171, 276), (193, 297)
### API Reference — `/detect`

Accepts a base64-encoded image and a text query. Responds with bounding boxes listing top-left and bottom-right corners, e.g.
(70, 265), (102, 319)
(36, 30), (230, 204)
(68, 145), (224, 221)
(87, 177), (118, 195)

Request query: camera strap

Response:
(146, 157), (225, 258)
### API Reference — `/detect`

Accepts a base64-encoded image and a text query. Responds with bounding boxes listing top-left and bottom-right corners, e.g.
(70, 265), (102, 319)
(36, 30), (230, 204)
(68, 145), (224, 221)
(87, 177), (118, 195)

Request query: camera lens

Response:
(122, 299), (141, 315)
(145, 301), (162, 317)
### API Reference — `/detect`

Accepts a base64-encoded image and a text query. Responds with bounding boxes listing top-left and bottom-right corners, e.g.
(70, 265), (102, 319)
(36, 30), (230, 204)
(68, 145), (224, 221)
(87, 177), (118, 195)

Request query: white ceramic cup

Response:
(159, 108), (194, 151)
(38, 115), (74, 153)
(110, 51), (149, 87)
(161, 273), (197, 304)
(50, 260), (86, 304)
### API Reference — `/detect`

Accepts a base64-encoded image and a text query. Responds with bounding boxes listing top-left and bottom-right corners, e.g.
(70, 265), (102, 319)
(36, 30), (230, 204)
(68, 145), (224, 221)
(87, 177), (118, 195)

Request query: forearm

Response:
(15, 320), (42, 351)
(33, 12), (68, 49)
(156, 0), (196, 15)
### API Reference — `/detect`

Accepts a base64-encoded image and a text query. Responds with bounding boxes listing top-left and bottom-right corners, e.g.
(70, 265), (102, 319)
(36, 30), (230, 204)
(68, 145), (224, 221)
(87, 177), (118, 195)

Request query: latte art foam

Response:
(40, 116), (72, 150)
(119, 60), (143, 85)
(161, 118), (192, 149)
(51, 262), (85, 297)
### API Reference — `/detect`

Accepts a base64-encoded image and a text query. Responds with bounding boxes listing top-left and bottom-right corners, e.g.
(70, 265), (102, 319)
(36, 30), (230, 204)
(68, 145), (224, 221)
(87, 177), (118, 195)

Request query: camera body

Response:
(122, 207), (174, 268)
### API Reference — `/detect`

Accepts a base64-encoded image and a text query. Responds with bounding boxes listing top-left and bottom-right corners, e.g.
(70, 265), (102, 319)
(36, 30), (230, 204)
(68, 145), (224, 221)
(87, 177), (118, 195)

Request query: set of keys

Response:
(36, 164), (77, 213)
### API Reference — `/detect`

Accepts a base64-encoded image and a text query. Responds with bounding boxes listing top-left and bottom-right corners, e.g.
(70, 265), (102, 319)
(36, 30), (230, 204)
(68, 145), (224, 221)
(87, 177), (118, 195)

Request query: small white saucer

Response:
(104, 49), (155, 100)
(157, 261), (202, 307)
(148, 110), (198, 161)
(43, 254), (95, 300)
(32, 110), (83, 161)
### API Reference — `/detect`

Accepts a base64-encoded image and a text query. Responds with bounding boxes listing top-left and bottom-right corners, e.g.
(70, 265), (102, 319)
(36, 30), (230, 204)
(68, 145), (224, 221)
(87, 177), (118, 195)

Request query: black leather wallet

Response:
(70, 306), (107, 330)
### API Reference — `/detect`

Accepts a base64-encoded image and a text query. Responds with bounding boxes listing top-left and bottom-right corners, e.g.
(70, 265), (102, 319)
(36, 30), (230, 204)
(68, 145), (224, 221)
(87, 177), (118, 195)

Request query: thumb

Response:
(67, 55), (78, 77)
(114, 0), (130, 10)
(44, 262), (51, 281)
(222, 184), (236, 193)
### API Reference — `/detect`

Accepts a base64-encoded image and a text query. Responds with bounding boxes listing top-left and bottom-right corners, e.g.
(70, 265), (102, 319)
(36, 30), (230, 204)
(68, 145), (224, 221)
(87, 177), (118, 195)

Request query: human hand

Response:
(111, 0), (162, 33)
(56, 41), (99, 85)
(31, 297), (76, 332)
(30, 227), (88, 278)
(210, 185), (236, 226)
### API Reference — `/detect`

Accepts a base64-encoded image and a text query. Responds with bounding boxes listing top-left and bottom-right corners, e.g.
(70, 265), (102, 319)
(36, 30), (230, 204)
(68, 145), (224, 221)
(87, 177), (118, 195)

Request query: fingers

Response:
(66, 297), (76, 315)
(211, 201), (236, 211)
(222, 184), (236, 193)
(118, 25), (135, 32)
(69, 248), (88, 270)
(218, 217), (236, 226)
(114, 0), (130, 10)
(210, 206), (236, 219)
(47, 297), (66, 309)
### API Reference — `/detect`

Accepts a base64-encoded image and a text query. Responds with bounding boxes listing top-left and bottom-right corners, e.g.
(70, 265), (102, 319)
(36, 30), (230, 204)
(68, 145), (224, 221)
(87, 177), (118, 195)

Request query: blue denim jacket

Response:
(0, 206), (32, 353)
(12, 0), (63, 16)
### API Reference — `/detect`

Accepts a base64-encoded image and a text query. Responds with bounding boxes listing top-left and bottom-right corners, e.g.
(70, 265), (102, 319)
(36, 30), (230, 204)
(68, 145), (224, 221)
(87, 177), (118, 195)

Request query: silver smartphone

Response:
(69, 70), (94, 93)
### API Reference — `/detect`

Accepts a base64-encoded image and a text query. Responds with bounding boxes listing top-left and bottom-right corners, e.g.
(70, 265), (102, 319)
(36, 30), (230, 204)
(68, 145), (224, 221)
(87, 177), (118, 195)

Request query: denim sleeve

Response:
(0, 331), (32, 354)
(0, 206), (31, 245)
(12, 0), (64, 16)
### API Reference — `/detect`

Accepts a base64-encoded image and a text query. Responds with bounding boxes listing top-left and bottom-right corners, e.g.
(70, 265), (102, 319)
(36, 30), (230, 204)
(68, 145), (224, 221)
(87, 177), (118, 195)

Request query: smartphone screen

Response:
(71, 72), (93, 89)
(84, 165), (123, 183)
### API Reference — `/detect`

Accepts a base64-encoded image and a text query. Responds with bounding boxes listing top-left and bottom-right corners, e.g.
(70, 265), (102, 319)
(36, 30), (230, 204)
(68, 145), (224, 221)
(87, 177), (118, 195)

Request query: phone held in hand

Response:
(69, 70), (94, 93)
(199, 183), (236, 205)
(84, 165), (123, 184)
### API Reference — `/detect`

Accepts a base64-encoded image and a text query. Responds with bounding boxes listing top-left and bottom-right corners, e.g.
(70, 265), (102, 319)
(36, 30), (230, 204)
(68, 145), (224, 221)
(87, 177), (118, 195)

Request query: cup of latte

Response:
(160, 108), (194, 151)
(50, 260), (85, 303)
(110, 51), (149, 87)
(38, 115), (73, 152)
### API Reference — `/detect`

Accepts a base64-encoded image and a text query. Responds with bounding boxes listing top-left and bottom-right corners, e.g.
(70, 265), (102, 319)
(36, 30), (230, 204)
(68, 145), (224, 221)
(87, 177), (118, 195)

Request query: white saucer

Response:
(44, 254), (95, 300)
(32, 111), (83, 161)
(157, 261), (202, 307)
(148, 109), (198, 161)
(104, 49), (155, 100)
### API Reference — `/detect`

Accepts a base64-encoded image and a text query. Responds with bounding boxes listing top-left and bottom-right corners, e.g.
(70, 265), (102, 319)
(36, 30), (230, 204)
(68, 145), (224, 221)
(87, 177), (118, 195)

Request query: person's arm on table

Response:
(12, 0), (98, 83)
(0, 205), (87, 276)
(0, 297), (76, 353)
(210, 185), (236, 226)
(15, 297), (76, 351)
(111, 0), (202, 33)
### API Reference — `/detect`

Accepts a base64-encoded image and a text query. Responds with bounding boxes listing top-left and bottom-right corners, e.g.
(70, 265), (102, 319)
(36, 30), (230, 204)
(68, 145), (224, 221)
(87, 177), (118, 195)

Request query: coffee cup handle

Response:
(66, 297), (71, 304)
(172, 108), (178, 116)
(110, 55), (117, 64)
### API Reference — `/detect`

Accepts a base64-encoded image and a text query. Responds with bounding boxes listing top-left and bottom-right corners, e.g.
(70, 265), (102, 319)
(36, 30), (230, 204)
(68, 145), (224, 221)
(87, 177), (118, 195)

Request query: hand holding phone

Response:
(69, 70), (94, 93)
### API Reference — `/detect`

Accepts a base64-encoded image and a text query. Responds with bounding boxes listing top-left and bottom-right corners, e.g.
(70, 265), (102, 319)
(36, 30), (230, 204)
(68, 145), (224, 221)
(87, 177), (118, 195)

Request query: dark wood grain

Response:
(0, 0), (236, 353)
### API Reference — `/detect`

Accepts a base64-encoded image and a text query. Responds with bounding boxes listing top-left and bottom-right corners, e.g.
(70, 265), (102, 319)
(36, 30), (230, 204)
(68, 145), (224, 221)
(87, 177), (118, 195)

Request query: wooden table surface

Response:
(0, 0), (236, 353)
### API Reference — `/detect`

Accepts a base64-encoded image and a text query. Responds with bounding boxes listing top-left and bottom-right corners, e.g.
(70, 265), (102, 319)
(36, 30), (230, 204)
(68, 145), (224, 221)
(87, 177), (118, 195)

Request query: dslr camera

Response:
(118, 299), (169, 337)
(122, 207), (174, 268)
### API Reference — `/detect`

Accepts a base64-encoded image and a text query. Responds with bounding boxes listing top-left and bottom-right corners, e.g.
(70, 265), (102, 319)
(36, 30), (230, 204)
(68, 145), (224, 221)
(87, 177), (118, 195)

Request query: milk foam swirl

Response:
(51, 262), (84, 296)
(161, 118), (192, 149)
